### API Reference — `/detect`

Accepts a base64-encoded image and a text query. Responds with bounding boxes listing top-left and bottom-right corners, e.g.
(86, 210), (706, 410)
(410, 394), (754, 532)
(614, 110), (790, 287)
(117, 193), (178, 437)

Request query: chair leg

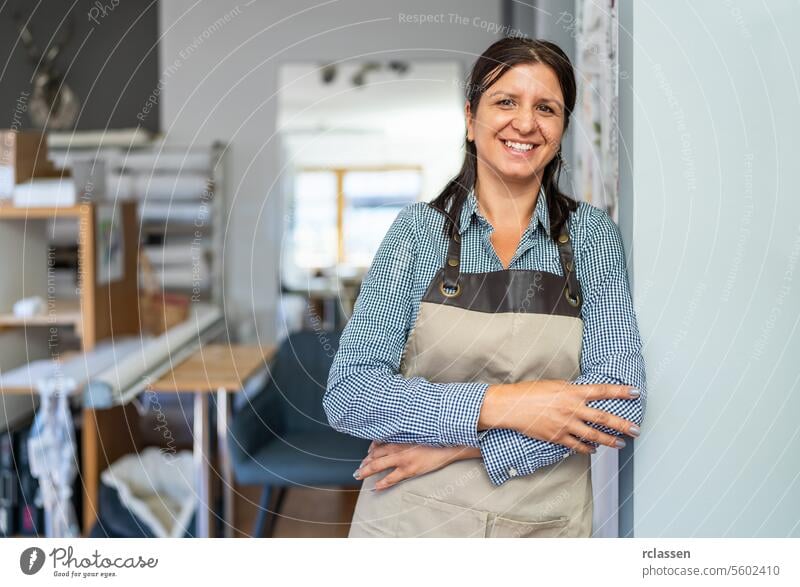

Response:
(265, 487), (288, 537)
(252, 485), (272, 537)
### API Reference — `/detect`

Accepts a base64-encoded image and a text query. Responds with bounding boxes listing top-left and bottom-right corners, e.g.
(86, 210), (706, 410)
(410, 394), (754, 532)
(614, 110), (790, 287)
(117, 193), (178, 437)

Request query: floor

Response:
(232, 484), (360, 538)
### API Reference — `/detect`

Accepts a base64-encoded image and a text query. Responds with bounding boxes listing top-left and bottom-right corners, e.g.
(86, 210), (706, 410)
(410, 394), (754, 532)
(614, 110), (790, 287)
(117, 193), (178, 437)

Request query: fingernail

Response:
(629, 425), (640, 437)
(615, 438), (627, 448)
(628, 388), (641, 398)
(353, 469), (361, 479)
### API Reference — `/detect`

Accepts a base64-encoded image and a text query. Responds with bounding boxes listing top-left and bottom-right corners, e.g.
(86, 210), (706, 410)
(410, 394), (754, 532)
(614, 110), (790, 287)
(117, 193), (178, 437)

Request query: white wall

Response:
(628, 0), (800, 536)
(159, 0), (503, 342)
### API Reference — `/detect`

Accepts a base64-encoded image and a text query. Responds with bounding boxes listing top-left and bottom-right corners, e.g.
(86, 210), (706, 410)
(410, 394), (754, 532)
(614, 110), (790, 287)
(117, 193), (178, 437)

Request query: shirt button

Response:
(508, 467), (518, 477)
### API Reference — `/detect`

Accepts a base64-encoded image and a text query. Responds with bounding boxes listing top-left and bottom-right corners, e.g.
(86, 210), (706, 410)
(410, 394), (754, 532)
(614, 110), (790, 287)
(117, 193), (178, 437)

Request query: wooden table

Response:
(148, 343), (276, 538)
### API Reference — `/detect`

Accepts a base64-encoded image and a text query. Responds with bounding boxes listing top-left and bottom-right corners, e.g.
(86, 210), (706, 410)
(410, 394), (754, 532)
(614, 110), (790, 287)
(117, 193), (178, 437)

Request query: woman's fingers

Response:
(359, 445), (392, 469)
(578, 406), (640, 437)
(569, 421), (625, 449)
(580, 383), (640, 401)
(557, 434), (596, 454)
(355, 454), (396, 480)
(365, 443), (402, 463)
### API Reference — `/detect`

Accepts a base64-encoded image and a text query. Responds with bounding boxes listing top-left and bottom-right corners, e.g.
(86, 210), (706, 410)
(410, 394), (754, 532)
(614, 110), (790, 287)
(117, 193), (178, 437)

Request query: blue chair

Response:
(229, 329), (370, 537)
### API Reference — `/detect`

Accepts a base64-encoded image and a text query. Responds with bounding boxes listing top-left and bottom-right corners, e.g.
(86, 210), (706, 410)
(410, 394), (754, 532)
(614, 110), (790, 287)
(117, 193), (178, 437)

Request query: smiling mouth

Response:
(500, 138), (540, 155)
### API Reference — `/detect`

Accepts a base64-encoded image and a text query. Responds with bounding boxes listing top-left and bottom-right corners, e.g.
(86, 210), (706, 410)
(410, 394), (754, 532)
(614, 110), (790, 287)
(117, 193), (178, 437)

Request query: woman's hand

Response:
(354, 441), (481, 491)
(478, 379), (642, 454)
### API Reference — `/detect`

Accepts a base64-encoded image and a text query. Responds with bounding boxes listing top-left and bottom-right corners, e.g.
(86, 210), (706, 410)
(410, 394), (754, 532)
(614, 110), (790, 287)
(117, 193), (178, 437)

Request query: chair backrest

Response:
(229, 329), (343, 461)
(263, 329), (342, 433)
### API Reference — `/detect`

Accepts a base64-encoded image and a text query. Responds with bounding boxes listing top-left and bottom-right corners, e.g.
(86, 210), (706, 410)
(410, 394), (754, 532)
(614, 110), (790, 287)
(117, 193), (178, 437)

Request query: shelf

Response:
(0, 298), (83, 335)
(0, 202), (90, 219)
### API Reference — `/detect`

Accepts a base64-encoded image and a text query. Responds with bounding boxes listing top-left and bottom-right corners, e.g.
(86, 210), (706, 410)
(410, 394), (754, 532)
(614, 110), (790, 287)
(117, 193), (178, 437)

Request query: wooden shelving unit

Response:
(47, 142), (227, 304)
(0, 200), (143, 535)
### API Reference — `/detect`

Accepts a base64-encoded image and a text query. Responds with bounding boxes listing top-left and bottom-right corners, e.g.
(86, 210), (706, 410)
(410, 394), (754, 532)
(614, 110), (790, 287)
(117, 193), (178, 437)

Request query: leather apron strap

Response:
(442, 192), (582, 310)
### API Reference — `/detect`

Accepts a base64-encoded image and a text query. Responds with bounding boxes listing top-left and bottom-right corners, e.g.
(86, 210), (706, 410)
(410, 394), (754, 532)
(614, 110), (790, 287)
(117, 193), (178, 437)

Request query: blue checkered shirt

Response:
(324, 186), (647, 486)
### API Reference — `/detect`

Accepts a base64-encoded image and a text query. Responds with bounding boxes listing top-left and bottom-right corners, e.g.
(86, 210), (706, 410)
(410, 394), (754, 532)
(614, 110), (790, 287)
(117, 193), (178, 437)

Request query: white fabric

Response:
(100, 448), (195, 538)
(27, 379), (80, 538)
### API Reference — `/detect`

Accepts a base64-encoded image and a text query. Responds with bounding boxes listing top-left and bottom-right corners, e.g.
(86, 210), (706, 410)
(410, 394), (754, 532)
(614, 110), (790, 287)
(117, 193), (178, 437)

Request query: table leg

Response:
(216, 388), (234, 538)
(194, 391), (211, 538)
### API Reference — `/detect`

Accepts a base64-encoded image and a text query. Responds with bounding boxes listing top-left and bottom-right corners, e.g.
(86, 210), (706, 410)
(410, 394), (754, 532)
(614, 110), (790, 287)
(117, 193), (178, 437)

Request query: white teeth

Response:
(504, 140), (534, 151)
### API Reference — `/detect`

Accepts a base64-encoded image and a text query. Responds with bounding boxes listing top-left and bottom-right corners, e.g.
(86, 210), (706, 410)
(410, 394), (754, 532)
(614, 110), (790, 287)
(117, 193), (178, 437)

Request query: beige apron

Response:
(348, 202), (592, 538)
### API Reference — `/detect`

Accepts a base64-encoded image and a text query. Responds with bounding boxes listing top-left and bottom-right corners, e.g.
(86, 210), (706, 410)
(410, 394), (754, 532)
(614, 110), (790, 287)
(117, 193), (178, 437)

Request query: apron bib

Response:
(348, 200), (592, 538)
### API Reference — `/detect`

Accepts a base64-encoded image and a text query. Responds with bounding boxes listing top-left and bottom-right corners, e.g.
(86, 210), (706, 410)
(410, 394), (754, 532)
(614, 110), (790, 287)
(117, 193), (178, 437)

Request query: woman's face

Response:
(466, 62), (566, 187)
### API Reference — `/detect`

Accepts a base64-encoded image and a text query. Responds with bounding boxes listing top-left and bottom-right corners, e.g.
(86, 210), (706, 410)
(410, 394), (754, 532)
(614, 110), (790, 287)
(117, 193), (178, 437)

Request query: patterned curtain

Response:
(574, 0), (619, 222)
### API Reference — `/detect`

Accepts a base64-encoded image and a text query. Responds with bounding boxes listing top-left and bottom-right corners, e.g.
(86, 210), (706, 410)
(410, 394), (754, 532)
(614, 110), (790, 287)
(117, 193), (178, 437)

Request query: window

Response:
(290, 171), (339, 268)
(289, 167), (421, 270)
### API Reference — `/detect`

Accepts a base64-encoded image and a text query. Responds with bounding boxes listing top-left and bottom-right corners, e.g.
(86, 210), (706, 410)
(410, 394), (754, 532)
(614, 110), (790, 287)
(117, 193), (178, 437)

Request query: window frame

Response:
(294, 165), (423, 268)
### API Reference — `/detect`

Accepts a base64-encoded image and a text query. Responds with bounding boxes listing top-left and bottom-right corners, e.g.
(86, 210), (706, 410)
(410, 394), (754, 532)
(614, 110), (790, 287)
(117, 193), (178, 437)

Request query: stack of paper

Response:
(143, 241), (211, 290)
(138, 201), (209, 223)
(132, 174), (210, 200)
(13, 178), (77, 207)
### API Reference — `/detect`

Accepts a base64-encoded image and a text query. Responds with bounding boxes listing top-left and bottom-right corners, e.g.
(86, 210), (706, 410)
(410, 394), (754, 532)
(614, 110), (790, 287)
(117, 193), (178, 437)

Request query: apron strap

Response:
(440, 193), (582, 310)
(440, 193), (465, 293)
(556, 222), (582, 309)
(442, 225), (462, 292)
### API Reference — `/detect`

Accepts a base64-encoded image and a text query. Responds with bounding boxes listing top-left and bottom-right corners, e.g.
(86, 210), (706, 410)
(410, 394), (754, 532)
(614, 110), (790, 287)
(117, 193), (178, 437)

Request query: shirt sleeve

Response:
(477, 206), (648, 486)
(323, 205), (490, 447)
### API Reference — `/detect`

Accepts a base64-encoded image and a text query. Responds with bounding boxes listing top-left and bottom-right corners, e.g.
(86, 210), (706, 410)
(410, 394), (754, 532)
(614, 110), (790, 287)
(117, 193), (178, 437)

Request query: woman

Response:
(323, 37), (646, 538)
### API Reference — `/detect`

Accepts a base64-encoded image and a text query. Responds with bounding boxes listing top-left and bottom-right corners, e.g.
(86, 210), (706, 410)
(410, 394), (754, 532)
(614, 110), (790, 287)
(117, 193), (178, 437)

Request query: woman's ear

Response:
(465, 101), (474, 142)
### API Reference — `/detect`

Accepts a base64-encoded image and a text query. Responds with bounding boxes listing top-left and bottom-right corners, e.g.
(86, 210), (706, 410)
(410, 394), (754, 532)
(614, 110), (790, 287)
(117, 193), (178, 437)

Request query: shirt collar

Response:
(457, 185), (550, 237)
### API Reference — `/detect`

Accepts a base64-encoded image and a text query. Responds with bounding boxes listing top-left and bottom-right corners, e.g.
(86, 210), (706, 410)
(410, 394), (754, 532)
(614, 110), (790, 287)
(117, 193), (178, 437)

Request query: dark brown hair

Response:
(430, 37), (578, 242)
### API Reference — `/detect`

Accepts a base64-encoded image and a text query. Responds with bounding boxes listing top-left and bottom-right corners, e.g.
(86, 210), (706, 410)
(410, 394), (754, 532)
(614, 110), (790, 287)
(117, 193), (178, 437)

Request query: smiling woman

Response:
(468, 63), (565, 190)
(324, 37), (646, 538)
(461, 59), (570, 268)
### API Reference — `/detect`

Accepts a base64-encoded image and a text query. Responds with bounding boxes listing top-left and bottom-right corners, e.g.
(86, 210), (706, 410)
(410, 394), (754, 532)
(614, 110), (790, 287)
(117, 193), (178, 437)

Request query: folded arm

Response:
(325, 205), (647, 488)
(477, 208), (647, 485)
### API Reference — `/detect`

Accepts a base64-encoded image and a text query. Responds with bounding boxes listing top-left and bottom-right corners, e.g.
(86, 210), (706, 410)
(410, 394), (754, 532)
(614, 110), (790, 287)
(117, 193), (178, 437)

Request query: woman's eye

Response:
(498, 98), (514, 107)
(537, 104), (554, 113)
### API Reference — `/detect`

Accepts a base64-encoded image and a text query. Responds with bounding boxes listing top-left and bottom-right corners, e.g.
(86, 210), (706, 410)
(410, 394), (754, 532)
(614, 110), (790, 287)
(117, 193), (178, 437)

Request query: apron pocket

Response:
(398, 491), (489, 538)
(488, 514), (570, 538)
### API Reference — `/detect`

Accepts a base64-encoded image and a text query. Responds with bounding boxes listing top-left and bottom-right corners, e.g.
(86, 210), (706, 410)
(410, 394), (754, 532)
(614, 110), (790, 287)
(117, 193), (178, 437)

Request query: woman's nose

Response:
(511, 111), (537, 134)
